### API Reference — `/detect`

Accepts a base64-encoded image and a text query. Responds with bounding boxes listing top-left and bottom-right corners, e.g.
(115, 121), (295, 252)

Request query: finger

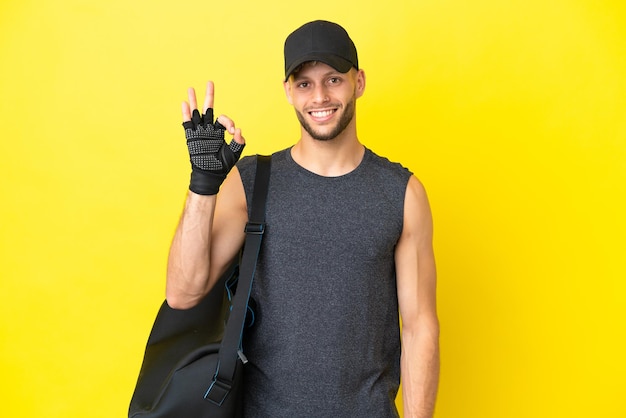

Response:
(204, 108), (214, 125)
(191, 109), (202, 125)
(216, 114), (236, 135)
(188, 87), (198, 111)
(182, 101), (191, 122)
(232, 128), (245, 145)
(203, 81), (215, 113)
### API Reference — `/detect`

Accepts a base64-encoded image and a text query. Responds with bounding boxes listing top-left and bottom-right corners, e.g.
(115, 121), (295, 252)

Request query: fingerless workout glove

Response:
(183, 108), (245, 195)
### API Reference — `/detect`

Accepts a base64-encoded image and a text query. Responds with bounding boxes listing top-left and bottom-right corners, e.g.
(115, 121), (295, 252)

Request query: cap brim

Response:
(284, 53), (354, 81)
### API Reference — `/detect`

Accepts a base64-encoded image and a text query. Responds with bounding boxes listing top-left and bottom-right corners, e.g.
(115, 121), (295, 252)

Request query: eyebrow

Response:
(293, 70), (343, 81)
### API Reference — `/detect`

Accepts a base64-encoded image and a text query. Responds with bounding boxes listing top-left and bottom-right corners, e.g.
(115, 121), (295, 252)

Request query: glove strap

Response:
(189, 170), (226, 196)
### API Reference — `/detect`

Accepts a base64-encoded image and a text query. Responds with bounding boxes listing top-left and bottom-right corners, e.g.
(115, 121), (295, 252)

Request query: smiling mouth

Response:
(309, 109), (336, 118)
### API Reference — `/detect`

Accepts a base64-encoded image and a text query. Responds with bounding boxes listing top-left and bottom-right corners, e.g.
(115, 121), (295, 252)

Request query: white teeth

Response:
(310, 110), (334, 118)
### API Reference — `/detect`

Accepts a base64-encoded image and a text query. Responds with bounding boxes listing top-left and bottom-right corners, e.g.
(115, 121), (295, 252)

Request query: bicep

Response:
(395, 176), (438, 330)
(207, 167), (248, 286)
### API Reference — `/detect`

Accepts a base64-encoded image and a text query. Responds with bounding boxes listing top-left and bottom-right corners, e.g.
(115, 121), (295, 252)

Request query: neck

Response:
(291, 128), (365, 177)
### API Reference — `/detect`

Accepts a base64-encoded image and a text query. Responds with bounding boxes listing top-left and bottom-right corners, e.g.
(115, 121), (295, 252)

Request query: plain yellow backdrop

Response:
(1, 0), (625, 417)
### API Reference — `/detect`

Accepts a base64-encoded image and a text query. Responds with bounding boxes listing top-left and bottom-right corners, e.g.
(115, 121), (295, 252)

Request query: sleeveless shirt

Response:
(236, 147), (412, 417)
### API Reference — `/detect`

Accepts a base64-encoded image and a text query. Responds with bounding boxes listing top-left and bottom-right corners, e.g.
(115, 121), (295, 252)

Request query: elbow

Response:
(425, 315), (440, 341)
(165, 267), (210, 309)
(165, 293), (191, 310)
(165, 283), (205, 310)
(403, 313), (440, 342)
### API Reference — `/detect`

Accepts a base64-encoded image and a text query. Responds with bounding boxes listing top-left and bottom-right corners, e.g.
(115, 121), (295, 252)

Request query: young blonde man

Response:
(167, 20), (439, 417)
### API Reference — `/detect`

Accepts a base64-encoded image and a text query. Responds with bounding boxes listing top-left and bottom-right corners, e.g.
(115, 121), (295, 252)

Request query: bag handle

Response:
(205, 154), (271, 405)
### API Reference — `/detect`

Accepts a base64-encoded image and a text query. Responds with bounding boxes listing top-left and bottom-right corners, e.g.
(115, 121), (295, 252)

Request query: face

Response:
(284, 62), (365, 141)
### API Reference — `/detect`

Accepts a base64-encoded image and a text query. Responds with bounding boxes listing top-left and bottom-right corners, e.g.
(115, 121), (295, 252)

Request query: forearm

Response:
(401, 320), (440, 418)
(166, 191), (217, 309)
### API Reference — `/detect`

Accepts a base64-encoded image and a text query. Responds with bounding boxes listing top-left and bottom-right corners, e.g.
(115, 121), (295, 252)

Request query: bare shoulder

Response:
(406, 175), (429, 204)
(403, 175), (433, 237)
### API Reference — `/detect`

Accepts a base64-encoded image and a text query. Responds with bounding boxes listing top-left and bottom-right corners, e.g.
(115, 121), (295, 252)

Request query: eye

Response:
(297, 81), (310, 88)
(328, 77), (341, 85)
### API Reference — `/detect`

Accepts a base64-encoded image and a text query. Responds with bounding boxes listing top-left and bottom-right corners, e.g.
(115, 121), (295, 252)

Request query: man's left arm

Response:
(395, 175), (440, 418)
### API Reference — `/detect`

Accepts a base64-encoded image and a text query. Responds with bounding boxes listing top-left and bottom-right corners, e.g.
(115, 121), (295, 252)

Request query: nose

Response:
(312, 84), (330, 104)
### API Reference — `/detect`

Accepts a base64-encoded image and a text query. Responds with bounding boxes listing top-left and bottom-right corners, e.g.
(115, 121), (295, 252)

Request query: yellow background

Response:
(1, 0), (625, 416)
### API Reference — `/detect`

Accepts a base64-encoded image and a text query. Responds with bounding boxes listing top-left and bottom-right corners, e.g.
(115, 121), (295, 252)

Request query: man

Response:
(166, 20), (439, 417)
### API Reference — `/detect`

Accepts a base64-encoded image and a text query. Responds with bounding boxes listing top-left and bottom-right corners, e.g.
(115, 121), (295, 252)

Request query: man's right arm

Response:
(165, 82), (247, 309)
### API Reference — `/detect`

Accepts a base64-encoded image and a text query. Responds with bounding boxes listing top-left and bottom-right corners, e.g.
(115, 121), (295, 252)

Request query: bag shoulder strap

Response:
(249, 154), (272, 225)
(205, 154), (271, 405)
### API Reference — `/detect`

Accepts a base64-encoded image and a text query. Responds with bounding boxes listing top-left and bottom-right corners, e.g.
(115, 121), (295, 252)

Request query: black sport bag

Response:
(129, 155), (271, 417)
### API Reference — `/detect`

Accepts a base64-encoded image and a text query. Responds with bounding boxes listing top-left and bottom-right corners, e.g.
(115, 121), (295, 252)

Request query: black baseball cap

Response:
(284, 20), (359, 81)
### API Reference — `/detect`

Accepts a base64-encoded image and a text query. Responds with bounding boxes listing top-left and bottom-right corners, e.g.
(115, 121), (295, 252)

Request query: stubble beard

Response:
(295, 97), (356, 142)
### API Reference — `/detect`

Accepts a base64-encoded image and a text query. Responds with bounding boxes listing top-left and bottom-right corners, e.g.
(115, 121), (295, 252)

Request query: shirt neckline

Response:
(284, 146), (371, 180)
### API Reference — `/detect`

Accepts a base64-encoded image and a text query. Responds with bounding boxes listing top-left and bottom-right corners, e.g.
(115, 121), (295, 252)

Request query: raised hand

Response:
(182, 82), (245, 195)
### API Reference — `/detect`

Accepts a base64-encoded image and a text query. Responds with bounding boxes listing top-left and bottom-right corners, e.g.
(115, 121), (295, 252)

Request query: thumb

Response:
(232, 128), (245, 145)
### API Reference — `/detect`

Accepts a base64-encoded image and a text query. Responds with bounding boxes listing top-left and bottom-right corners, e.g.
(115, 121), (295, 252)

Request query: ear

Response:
(283, 80), (294, 105)
(355, 69), (366, 99)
